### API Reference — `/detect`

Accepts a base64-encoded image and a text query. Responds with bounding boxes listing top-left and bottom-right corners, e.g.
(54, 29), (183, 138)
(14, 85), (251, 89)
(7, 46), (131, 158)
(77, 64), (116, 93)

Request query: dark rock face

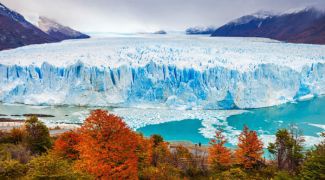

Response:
(153, 30), (167, 34)
(211, 8), (325, 44)
(0, 3), (90, 51)
(37, 16), (90, 41)
(0, 3), (57, 51)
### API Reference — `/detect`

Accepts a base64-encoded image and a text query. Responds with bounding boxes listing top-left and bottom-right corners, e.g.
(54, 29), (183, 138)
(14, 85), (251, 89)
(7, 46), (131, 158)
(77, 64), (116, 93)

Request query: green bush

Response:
(0, 159), (27, 179)
(25, 116), (52, 154)
(0, 143), (31, 163)
(26, 152), (92, 179)
(219, 168), (248, 180)
(274, 171), (292, 180)
(300, 140), (325, 179)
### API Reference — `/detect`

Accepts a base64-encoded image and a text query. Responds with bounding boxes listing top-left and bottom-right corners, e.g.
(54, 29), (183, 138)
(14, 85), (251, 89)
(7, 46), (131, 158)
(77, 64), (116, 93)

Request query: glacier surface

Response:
(0, 35), (325, 109)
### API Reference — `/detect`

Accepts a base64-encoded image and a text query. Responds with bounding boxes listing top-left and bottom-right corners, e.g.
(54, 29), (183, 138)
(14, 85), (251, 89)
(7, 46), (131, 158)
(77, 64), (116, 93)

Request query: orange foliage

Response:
(75, 109), (139, 179)
(136, 134), (154, 177)
(235, 125), (263, 169)
(53, 130), (80, 160)
(150, 136), (171, 167)
(208, 130), (232, 171)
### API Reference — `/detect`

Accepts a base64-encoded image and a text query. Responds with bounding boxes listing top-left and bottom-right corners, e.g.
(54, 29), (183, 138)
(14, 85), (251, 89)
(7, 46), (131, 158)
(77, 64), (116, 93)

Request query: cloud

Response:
(2, 0), (325, 33)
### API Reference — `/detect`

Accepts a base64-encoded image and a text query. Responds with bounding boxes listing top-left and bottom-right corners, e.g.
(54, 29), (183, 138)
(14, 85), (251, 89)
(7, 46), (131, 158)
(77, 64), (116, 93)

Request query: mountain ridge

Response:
(0, 3), (56, 51)
(0, 3), (90, 51)
(211, 7), (325, 44)
(37, 16), (90, 41)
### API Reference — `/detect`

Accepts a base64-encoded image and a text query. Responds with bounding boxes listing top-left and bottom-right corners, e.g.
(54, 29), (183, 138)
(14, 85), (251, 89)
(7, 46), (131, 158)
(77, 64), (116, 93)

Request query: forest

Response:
(0, 109), (324, 179)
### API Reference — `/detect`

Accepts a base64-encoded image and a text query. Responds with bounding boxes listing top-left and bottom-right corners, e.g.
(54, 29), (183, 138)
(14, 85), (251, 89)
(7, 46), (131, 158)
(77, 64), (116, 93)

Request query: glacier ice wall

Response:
(1, 36), (325, 109)
(1, 61), (325, 109)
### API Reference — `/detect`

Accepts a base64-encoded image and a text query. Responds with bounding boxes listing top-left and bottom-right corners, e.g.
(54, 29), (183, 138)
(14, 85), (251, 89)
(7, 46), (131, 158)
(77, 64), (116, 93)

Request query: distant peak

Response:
(252, 10), (277, 18)
(229, 11), (274, 25)
(282, 6), (324, 15)
(0, 2), (5, 8)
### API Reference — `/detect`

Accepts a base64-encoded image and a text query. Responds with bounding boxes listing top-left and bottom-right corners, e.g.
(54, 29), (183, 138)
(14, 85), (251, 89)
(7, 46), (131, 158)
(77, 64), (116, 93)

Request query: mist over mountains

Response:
(0, 3), (89, 51)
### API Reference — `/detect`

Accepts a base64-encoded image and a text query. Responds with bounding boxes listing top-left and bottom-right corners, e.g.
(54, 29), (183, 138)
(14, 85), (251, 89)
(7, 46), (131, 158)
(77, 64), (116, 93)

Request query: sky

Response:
(2, 0), (325, 33)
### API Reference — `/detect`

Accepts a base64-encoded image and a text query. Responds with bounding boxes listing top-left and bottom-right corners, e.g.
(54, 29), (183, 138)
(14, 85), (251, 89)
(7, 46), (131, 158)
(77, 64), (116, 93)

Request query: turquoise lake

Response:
(137, 97), (325, 147)
(1, 96), (324, 149)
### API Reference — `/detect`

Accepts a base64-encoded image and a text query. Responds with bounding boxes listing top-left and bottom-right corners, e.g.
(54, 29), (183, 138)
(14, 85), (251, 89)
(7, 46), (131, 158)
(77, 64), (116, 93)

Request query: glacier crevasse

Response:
(1, 61), (324, 109)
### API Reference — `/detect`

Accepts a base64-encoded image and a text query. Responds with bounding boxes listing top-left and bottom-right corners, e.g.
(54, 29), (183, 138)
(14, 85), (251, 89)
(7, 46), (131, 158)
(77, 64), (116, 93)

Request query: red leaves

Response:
(53, 110), (140, 179)
(235, 126), (263, 169)
(53, 131), (80, 160)
(75, 109), (139, 179)
(208, 130), (232, 170)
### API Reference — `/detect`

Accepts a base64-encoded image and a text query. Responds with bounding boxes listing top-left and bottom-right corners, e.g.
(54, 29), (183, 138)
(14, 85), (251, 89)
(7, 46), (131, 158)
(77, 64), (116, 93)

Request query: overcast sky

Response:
(2, 0), (325, 33)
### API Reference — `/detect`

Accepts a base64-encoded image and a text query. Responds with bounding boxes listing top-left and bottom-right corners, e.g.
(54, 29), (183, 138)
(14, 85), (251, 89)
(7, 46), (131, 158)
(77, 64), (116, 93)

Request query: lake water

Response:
(138, 97), (325, 148)
(1, 97), (324, 149)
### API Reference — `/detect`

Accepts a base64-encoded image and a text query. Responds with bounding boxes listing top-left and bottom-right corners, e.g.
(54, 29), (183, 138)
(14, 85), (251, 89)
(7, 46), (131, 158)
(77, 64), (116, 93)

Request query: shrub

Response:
(25, 116), (52, 154)
(0, 159), (27, 179)
(26, 152), (89, 179)
(219, 168), (248, 179)
(300, 134), (325, 179)
(274, 171), (292, 180)
(9, 127), (26, 144)
(0, 143), (31, 163)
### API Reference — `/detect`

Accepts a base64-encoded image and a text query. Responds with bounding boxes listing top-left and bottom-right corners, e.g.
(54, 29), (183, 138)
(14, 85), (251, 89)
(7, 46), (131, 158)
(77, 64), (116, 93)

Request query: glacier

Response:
(0, 35), (325, 109)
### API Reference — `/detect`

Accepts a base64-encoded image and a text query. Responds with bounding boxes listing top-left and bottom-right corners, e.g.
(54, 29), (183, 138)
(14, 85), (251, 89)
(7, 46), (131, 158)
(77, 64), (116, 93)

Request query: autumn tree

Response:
(268, 127), (304, 172)
(235, 125), (263, 169)
(139, 135), (181, 179)
(53, 130), (80, 160)
(150, 134), (171, 167)
(208, 130), (232, 172)
(151, 134), (164, 147)
(25, 116), (52, 154)
(136, 133), (153, 178)
(75, 109), (139, 179)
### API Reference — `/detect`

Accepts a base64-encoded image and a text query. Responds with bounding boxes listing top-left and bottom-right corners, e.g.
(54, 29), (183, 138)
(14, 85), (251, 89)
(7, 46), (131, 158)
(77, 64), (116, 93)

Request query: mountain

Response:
(211, 8), (325, 44)
(186, 26), (216, 35)
(36, 16), (90, 41)
(0, 3), (56, 51)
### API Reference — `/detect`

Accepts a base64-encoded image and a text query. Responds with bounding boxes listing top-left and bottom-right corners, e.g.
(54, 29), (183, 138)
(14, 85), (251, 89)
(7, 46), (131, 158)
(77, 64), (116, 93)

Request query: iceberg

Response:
(0, 35), (325, 109)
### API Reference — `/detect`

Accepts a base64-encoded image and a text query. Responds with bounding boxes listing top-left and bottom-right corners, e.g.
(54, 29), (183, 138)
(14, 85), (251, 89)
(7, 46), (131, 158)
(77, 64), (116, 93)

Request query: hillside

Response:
(37, 16), (90, 41)
(211, 8), (325, 44)
(0, 3), (56, 51)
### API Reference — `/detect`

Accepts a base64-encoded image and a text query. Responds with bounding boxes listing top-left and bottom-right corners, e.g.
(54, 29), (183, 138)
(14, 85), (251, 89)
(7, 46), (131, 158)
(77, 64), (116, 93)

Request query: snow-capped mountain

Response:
(0, 3), (56, 51)
(0, 36), (324, 109)
(36, 16), (90, 41)
(186, 26), (216, 35)
(226, 11), (275, 26)
(211, 8), (325, 44)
